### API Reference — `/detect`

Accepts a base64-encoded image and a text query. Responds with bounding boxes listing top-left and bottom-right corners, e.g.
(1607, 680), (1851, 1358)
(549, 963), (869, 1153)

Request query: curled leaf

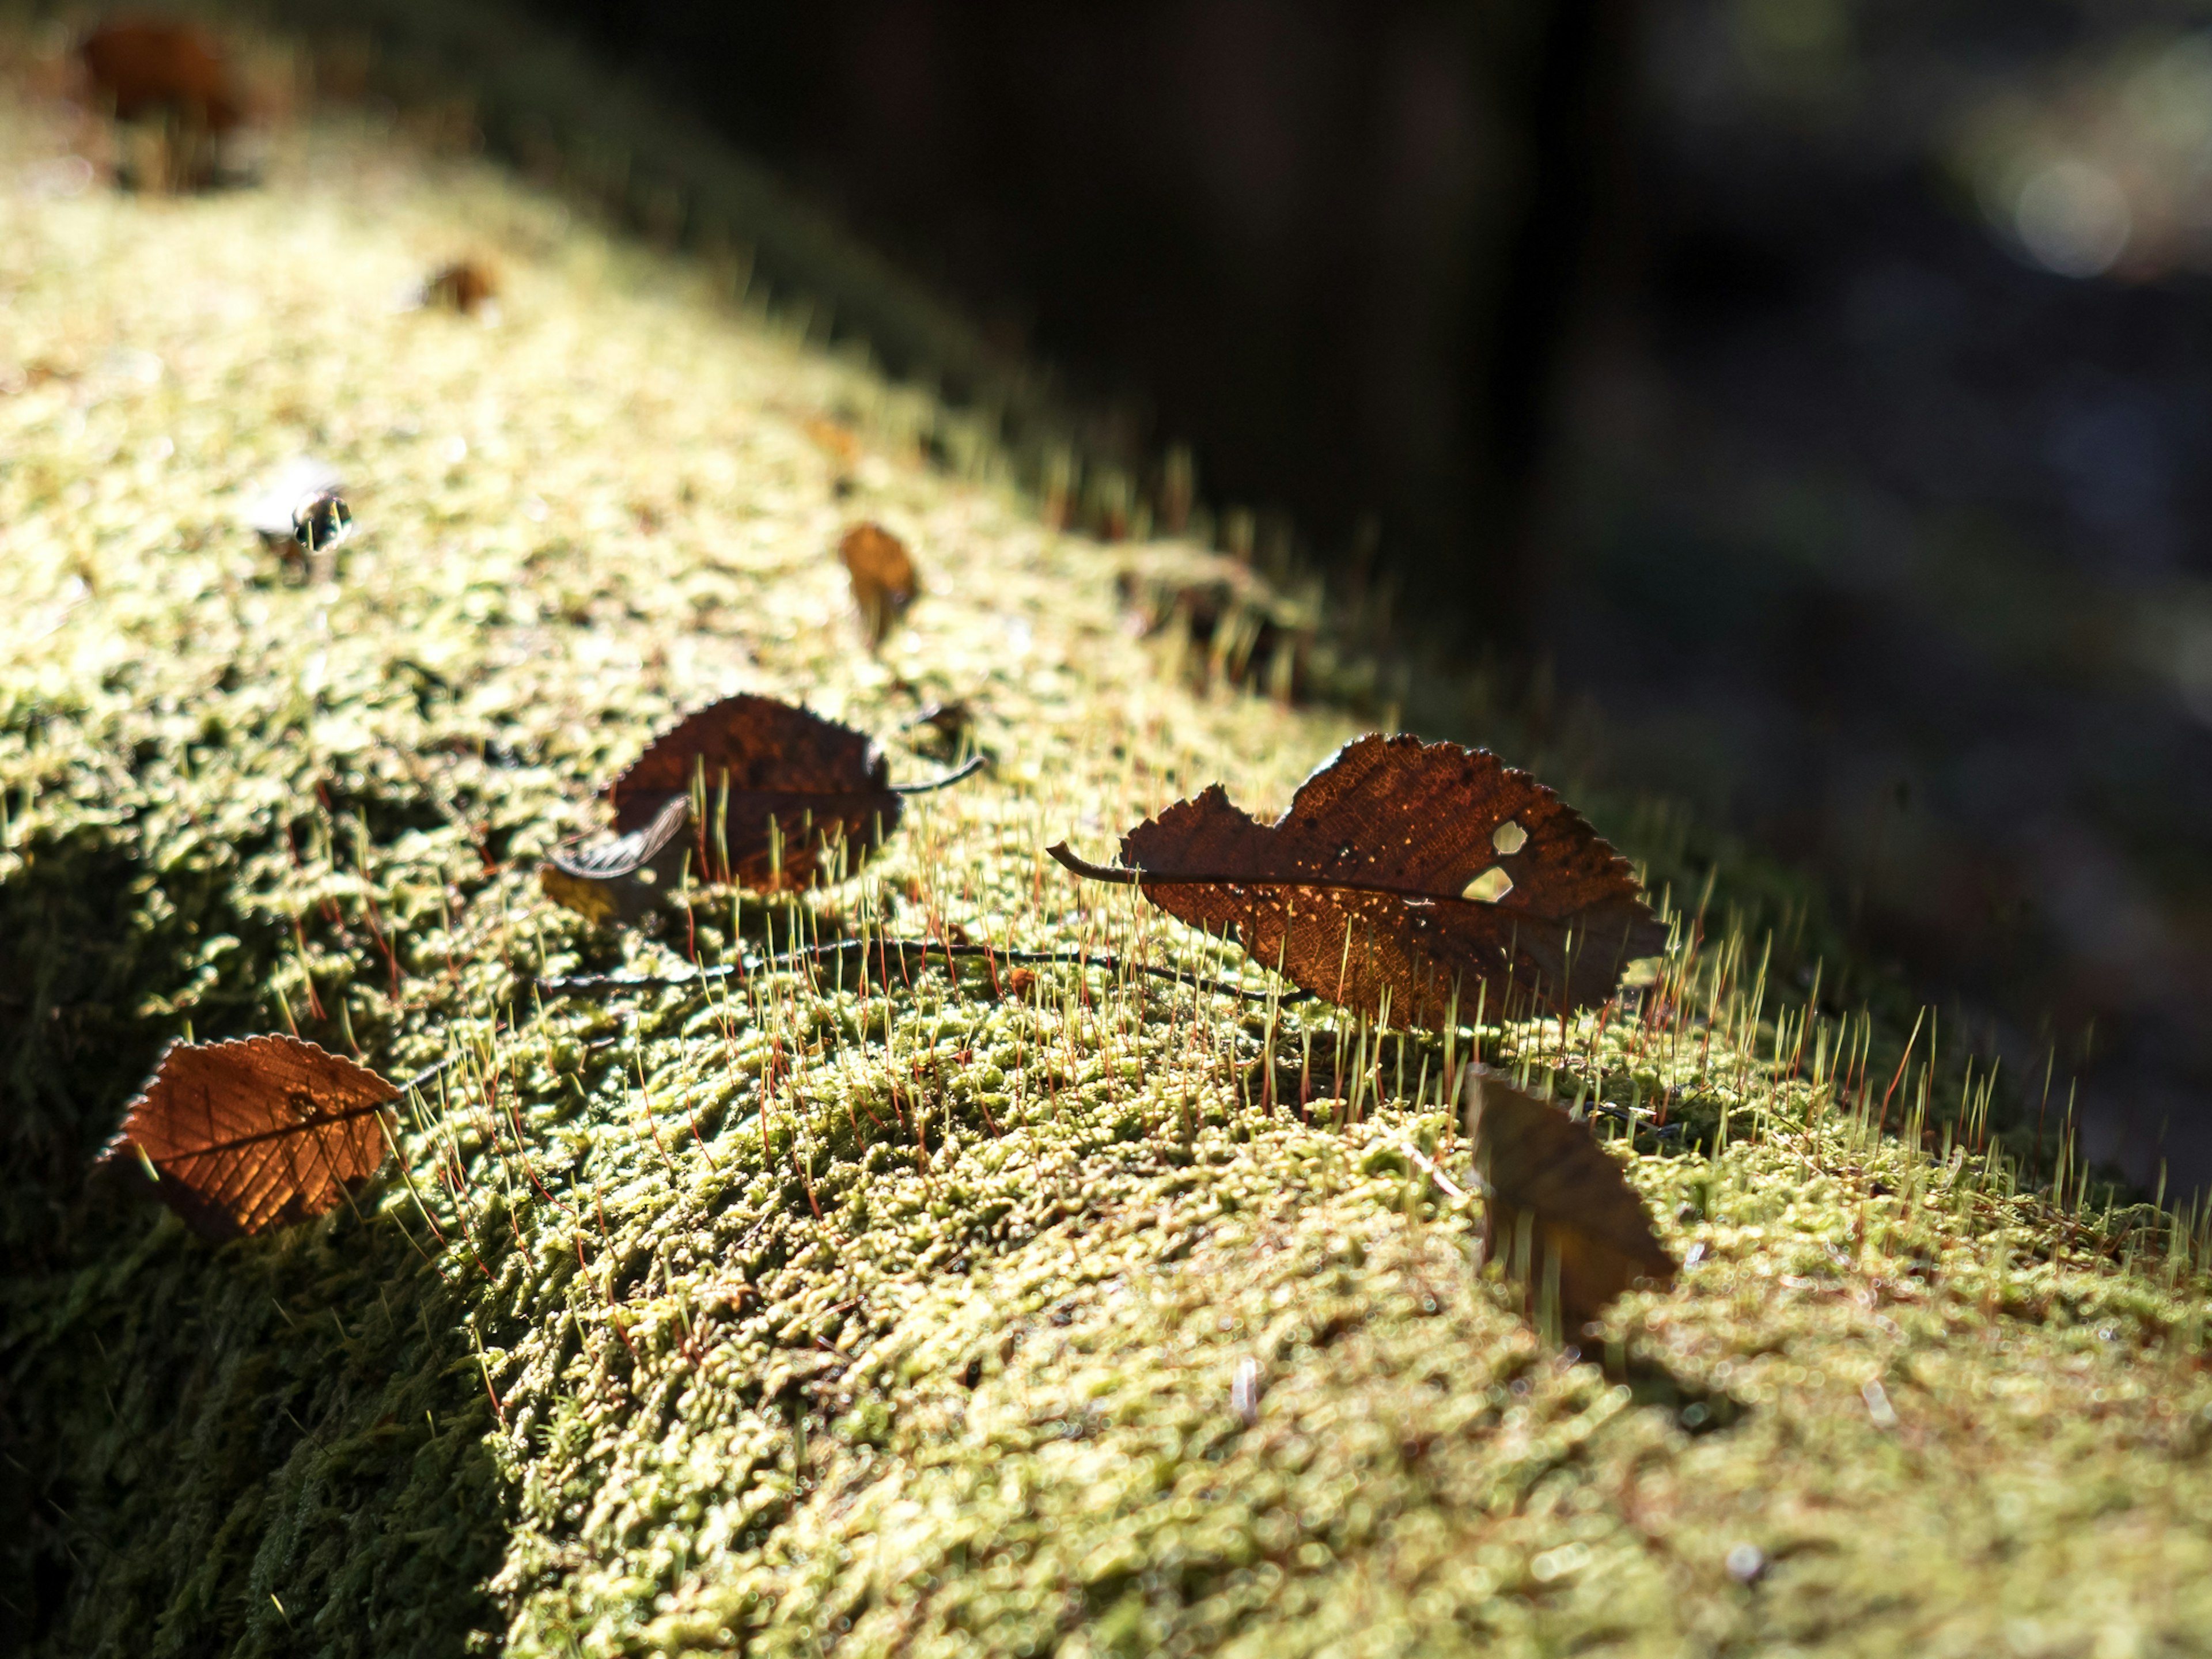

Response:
(539, 794), (691, 923)
(1468, 1071), (1676, 1337)
(839, 522), (917, 648)
(1050, 733), (1665, 1026)
(543, 694), (982, 919)
(96, 1036), (399, 1239)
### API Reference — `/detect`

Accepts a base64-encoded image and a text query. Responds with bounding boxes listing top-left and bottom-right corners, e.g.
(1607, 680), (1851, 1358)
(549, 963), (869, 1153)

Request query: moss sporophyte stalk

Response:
(2, 42), (2210, 1659)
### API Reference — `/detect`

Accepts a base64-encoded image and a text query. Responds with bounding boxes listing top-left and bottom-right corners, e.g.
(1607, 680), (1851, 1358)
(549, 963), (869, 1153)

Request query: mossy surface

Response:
(4, 71), (2211, 1659)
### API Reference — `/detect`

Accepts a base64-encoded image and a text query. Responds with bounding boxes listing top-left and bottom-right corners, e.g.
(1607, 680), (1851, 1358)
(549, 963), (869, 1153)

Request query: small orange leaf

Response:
(79, 20), (244, 134)
(421, 259), (499, 316)
(804, 416), (863, 469)
(839, 522), (917, 649)
(97, 1036), (399, 1238)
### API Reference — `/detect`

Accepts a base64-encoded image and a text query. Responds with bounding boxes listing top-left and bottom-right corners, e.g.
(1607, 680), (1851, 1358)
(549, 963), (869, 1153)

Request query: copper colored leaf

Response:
(839, 522), (917, 648)
(79, 19), (244, 133)
(558, 695), (915, 904)
(422, 259), (499, 316)
(1049, 733), (1665, 1026)
(96, 1036), (399, 1239)
(1468, 1071), (1676, 1336)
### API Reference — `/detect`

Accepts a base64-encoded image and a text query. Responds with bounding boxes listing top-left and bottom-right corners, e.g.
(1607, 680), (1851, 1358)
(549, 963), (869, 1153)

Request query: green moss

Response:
(3, 60), (2210, 1659)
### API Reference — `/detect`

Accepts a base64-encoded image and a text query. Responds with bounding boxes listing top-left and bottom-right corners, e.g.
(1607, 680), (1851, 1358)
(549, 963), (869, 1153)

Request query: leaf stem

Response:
(537, 936), (1305, 1006)
(889, 754), (987, 796)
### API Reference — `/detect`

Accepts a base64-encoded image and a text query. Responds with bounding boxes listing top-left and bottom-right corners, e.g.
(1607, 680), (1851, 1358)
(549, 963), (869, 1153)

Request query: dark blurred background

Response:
(501, 0), (2212, 1194)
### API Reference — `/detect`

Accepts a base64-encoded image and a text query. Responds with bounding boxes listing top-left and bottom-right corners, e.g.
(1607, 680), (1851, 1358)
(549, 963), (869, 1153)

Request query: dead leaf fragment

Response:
(1118, 541), (1313, 699)
(1050, 733), (1665, 1025)
(1468, 1071), (1676, 1336)
(78, 19), (245, 191)
(421, 259), (500, 317)
(839, 522), (918, 649)
(539, 793), (692, 923)
(96, 1036), (399, 1238)
(79, 19), (244, 133)
(804, 416), (863, 470)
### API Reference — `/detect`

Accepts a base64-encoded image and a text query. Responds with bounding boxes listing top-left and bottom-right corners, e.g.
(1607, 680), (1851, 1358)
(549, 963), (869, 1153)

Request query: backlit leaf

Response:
(839, 522), (918, 649)
(543, 694), (981, 919)
(1050, 733), (1665, 1025)
(79, 19), (244, 134)
(96, 1036), (398, 1239)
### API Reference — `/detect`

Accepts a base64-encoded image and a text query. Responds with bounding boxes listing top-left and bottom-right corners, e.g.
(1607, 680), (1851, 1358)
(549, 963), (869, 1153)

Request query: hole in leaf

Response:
(1461, 867), (1514, 904)
(1492, 819), (1528, 855)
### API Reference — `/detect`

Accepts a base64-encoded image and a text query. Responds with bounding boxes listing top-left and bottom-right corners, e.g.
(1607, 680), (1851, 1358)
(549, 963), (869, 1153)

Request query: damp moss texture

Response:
(5, 60), (2212, 1659)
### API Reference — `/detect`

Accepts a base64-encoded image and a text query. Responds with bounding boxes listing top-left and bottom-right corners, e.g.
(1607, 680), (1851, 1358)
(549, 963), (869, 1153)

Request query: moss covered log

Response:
(4, 63), (2212, 1659)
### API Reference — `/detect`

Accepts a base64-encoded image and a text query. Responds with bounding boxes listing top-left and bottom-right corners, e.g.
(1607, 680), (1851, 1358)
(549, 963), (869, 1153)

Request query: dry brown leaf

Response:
(541, 694), (980, 919)
(1468, 1071), (1676, 1336)
(79, 20), (244, 134)
(96, 1036), (398, 1239)
(1050, 733), (1666, 1025)
(839, 522), (918, 649)
(422, 259), (500, 316)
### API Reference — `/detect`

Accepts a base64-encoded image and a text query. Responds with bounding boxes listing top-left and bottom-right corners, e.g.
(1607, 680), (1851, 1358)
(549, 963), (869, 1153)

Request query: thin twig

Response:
(537, 937), (1310, 1006)
(889, 754), (987, 795)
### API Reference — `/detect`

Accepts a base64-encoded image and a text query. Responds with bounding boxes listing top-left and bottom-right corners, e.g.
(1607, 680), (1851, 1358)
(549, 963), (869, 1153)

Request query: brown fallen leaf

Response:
(839, 522), (918, 649)
(1467, 1071), (1676, 1337)
(78, 19), (244, 192)
(542, 694), (981, 918)
(1048, 733), (1666, 1026)
(96, 1036), (399, 1239)
(421, 259), (500, 317)
(79, 18), (244, 131)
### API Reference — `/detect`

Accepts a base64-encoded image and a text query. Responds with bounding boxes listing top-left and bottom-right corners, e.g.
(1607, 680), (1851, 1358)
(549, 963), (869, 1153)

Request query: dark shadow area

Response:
(508, 0), (1627, 636)
(1548, 2), (2212, 1198)
(0, 1200), (510, 1656)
